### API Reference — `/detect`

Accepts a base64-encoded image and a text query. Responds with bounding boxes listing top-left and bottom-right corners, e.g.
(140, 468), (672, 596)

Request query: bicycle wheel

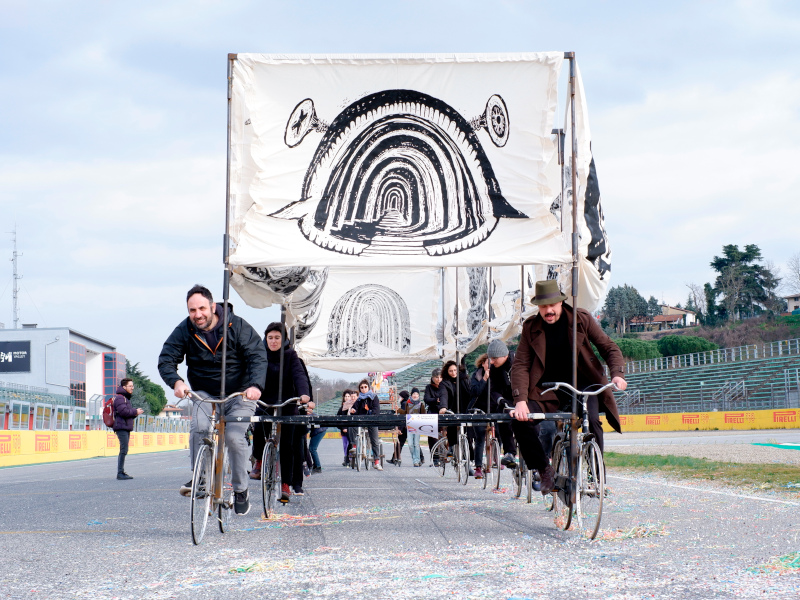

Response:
(218, 446), (233, 533)
(576, 439), (605, 539)
(458, 435), (470, 486)
(526, 463), (534, 504)
(355, 431), (363, 472)
(491, 438), (502, 490)
(432, 438), (448, 477)
(190, 444), (213, 545)
(551, 440), (573, 531)
(512, 454), (524, 498)
(482, 439), (492, 490)
(261, 440), (278, 518)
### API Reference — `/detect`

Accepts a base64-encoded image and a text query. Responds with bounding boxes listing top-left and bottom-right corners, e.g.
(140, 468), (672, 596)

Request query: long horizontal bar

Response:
(230, 412), (575, 426)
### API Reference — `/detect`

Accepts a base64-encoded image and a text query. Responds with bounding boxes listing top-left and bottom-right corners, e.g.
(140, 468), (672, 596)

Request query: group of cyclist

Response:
(157, 279), (627, 519)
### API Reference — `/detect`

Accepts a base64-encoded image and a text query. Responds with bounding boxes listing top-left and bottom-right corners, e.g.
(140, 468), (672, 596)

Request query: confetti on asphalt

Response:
(747, 551), (800, 574)
(593, 522), (669, 541)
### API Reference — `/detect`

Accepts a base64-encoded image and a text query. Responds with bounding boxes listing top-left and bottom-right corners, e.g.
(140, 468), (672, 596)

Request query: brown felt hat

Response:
(531, 279), (567, 305)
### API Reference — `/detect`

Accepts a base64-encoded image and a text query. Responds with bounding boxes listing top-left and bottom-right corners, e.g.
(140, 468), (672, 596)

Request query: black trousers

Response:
(115, 430), (130, 475)
(511, 396), (602, 474)
(280, 424), (307, 488)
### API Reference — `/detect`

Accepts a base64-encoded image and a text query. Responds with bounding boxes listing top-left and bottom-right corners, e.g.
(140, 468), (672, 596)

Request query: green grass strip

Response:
(605, 451), (800, 491)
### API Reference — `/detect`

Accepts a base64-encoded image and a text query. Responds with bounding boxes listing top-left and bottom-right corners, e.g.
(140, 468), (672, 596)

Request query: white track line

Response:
(608, 474), (800, 506)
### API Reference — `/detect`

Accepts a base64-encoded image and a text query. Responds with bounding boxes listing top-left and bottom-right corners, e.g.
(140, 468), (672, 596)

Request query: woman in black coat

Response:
(252, 322), (313, 501)
(423, 368), (449, 464)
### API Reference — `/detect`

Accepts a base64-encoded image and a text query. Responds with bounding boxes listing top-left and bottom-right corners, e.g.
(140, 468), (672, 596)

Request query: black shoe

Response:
(539, 465), (556, 495)
(312, 466), (322, 474)
(293, 485), (304, 496)
(117, 473), (133, 480)
(234, 490), (251, 515)
(500, 453), (517, 468)
(179, 480), (193, 497)
(342, 460), (348, 467)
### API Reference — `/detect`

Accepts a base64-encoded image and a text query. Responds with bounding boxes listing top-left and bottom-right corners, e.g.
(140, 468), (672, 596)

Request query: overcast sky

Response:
(1, 0), (798, 389)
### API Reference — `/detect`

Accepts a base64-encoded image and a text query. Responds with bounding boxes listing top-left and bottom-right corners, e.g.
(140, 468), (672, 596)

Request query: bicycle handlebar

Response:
(184, 390), (245, 404)
(255, 396), (303, 410)
(540, 381), (619, 396)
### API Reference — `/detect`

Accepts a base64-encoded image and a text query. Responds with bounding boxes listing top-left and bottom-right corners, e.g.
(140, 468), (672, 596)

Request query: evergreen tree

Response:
(125, 360), (168, 415)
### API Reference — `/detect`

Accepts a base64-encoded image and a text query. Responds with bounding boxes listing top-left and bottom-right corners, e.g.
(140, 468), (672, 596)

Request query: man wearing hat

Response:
(509, 279), (626, 494)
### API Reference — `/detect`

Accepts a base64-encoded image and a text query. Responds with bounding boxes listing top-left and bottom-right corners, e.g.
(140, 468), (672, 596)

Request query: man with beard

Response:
(158, 284), (267, 516)
(509, 280), (626, 494)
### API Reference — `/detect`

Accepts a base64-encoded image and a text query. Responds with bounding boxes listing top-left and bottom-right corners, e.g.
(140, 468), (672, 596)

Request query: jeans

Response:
(115, 430), (130, 475)
(368, 426), (380, 462)
(309, 427), (327, 468)
(190, 394), (255, 493)
(408, 432), (421, 464)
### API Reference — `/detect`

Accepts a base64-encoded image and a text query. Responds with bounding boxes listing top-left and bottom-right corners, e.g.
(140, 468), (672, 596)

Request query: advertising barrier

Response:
(0, 431), (189, 468)
(603, 408), (799, 433)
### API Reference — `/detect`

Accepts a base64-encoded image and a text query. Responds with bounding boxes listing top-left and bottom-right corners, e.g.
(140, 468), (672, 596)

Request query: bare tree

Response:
(685, 282), (706, 317)
(787, 252), (800, 294)
(719, 265), (745, 321)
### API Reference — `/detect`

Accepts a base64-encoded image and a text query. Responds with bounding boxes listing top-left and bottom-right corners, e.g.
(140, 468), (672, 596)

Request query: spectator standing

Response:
(351, 380), (383, 470)
(404, 388), (426, 466)
(336, 390), (357, 466)
(112, 378), (144, 480)
(423, 368), (448, 465)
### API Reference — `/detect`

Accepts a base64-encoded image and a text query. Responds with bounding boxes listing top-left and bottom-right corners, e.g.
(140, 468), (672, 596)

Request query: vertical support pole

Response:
(278, 305), (286, 403)
(486, 266), (492, 404)
(220, 54), (236, 400)
(439, 267), (446, 358)
(455, 267), (460, 413)
(520, 265), (525, 327)
(566, 51), (580, 506)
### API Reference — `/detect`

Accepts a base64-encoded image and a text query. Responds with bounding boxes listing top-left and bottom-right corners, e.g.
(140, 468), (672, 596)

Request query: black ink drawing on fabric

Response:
(326, 284), (411, 357)
(272, 90), (526, 257)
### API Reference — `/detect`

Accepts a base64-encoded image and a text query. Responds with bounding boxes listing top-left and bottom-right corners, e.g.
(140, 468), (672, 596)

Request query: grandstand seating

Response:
(617, 354), (800, 414)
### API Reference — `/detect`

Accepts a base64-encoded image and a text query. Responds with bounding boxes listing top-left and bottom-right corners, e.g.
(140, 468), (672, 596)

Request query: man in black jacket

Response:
(158, 284), (267, 516)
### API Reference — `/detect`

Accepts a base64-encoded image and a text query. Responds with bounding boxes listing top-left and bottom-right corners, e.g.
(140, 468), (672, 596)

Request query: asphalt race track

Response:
(1, 433), (799, 599)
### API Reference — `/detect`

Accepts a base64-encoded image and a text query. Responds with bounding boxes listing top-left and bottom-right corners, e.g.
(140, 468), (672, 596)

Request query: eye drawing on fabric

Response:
(272, 90), (527, 257)
(326, 285), (411, 357)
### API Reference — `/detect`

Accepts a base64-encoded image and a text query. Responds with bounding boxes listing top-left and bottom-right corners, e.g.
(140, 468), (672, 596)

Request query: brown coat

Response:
(509, 304), (625, 433)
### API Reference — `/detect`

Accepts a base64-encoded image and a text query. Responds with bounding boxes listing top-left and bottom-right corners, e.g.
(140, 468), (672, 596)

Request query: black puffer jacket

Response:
(158, 303), (267, 397)
(423, 381), (448, 413)
(112, 386), (139, 432)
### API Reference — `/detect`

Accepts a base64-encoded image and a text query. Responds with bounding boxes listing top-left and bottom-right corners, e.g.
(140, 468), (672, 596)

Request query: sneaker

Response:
(116, 473), (133, 480)
(293, 485), (304, 496)
(374, 461), (383, 471)
(234, 490), (251, 515)
(249, 460), (262, 480)
(413, 463), (421, 467)
(500, 453), (517, 468)
(312, 466), (322, 474)
(474, 467), (484, 479)
(539, 465), (556, 495)
(342, 459), (348, 467)
(280, 483), (291, 504)
(179, 479), (193, 497)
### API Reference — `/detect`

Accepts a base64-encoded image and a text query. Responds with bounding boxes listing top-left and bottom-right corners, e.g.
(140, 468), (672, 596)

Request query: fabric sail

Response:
(226, 53), (612, 372)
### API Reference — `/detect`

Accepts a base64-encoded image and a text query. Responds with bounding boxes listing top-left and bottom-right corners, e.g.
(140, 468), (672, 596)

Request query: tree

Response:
(703, 282), (719, 326)
(646, 296), (661, 317)
(656, 335), (718, 357)
(685, 282), (706, 319)
(603, 285), (648, 334)
(787, 252), (800, 294)
(126, 360), (168, 415)
(710, 244), (782, 321)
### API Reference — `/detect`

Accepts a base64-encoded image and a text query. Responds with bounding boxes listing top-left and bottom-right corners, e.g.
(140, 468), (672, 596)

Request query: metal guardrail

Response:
(621, 338), (800, 374)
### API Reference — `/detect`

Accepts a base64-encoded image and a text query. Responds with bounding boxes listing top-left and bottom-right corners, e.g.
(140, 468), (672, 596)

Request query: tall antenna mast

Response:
(10, 226), (22, 329)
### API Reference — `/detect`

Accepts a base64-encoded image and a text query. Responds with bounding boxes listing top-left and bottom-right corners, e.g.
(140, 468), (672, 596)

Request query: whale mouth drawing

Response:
(272, 90), (526, 257)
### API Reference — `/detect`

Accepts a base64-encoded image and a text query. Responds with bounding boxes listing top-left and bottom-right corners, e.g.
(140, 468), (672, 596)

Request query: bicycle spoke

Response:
(577, 440), (605, 539)
(190, 445), (213, 545)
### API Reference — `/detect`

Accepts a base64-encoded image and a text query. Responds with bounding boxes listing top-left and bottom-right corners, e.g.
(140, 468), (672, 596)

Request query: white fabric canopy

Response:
(228, 53), (569, 268)
(225, 54), (614, 371)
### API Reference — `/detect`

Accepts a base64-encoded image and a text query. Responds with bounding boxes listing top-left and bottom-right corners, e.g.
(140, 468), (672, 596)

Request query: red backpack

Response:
(102, 397), (115, 428)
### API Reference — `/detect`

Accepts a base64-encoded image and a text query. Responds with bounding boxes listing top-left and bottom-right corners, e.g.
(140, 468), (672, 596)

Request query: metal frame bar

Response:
(235, 412), (575, 426)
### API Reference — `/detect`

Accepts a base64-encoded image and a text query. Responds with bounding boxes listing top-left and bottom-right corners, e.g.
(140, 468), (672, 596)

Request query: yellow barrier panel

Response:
(0, 430), (190, 468)
(602, 408), (800, 433)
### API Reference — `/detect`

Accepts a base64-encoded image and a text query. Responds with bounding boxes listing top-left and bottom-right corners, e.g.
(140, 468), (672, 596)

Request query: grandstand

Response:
(615, 338), (800, 414)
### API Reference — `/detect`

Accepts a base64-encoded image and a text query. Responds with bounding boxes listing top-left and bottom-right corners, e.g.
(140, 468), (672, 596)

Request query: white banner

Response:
(228, 53), (570, 268)
(288, 267), (441, 372)
(406, 414), (439, 438)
